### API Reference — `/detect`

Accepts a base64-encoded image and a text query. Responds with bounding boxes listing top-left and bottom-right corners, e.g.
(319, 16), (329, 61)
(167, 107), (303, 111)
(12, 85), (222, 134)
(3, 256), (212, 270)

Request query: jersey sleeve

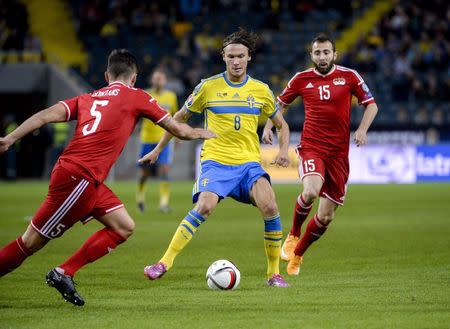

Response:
(169, 92), (179, 115)
(135, 89), (170, 124)
(59, 96), (80, 121)
(277, 73), (301, 105)
(262, 86), (277, 118)
(184, 80), (206, 114)
(349, 71), (375, 106)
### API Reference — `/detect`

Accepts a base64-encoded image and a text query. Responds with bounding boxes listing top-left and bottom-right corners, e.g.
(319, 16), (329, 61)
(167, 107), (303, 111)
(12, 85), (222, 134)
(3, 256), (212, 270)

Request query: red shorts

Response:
(31, 165), (123, 239)
(297, 147), (349, 205)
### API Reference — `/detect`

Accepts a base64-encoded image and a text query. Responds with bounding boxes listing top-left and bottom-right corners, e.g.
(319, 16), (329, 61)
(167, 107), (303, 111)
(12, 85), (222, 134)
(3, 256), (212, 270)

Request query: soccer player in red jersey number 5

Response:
(0, 49), (215, 305)
(263, 35), (378, 275)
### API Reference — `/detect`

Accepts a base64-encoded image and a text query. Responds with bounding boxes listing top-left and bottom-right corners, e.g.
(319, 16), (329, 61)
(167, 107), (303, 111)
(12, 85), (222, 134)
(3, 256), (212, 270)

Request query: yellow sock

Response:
(160, 210), (205, 269)
(264, 214), (283, 278)
(137, 182), (145, 203)
(159, 181), (170, 208)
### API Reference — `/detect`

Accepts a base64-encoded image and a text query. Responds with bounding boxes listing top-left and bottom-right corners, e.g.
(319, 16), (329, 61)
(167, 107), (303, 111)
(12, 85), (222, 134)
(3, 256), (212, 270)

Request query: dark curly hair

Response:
(222, 28), (259, 55)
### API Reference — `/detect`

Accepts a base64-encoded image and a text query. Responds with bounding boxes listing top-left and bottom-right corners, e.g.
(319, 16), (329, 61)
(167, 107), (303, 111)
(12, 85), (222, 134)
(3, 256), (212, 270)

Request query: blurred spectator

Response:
(431, 106), (445, 126)
(414, 106), (429, 125)
(100, 20), (118, 38)
(391, 51), (413, 102)
(194, 24), (222, 60)
(425, 127), (440, 144)
(396, 106), (409, 125)
(175, 30), (195, 58)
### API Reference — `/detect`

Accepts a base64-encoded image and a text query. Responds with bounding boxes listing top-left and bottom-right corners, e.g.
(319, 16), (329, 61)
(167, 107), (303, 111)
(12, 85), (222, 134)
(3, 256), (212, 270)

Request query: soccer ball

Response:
(206, 259), (241, 290)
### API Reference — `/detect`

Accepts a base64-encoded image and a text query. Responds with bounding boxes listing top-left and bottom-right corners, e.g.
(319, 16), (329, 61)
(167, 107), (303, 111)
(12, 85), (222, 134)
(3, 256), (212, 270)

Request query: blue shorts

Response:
(192, 160), (271, 204)
(137, 143), (173, 168)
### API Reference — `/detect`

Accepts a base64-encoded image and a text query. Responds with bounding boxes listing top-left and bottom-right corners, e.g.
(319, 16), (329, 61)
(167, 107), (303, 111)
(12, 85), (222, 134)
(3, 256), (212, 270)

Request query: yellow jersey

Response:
(186, 72), (277, 165)
(140, 88), (178, 143)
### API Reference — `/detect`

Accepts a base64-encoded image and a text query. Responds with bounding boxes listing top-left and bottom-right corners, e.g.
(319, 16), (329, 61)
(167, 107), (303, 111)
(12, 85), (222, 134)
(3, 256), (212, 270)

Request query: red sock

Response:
(59, 228), (126, 277)
(289, 194), (314, 237)
(294, 214), (328, 256)
(0, 236), (33, 277)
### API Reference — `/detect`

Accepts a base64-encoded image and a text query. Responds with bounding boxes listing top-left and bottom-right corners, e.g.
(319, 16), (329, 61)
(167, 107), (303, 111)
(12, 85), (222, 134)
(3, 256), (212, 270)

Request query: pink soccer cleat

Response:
(267, 274), (289, 287)
(144, 262), (167, 280)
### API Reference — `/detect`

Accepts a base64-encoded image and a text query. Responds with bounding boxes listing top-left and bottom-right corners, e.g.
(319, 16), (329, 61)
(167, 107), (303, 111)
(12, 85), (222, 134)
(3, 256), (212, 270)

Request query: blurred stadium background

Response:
(0, 0), (449, 182)
(1, 1), (449, 328)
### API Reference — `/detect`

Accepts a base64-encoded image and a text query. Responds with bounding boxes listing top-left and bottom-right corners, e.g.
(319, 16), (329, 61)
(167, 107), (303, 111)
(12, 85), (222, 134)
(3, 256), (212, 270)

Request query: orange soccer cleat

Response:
(287, 255), (303, 276)
(280, 234), (300, 261)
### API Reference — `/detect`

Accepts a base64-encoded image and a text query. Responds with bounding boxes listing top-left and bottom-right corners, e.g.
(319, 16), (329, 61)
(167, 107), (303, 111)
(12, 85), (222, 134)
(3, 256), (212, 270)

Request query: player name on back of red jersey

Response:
(92, 89), (120, 97)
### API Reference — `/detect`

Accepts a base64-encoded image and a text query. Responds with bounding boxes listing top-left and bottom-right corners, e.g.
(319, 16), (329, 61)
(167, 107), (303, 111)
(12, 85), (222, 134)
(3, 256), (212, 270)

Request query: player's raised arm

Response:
(354, 102), (378, 147)
(262, 101), (288, 145)
(0, 103), (67, 154)
(269, 110), (290, 167)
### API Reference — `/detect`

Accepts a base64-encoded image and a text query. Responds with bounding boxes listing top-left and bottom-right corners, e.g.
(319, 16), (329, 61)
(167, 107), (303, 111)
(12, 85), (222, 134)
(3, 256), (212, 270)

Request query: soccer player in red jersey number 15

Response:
(0, 49), (215, 306)
(263, 34), (378, 275)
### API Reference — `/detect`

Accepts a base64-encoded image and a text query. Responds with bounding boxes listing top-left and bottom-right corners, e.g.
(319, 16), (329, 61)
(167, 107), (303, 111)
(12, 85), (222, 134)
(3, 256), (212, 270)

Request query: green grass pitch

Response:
(0, 181), (449, 328)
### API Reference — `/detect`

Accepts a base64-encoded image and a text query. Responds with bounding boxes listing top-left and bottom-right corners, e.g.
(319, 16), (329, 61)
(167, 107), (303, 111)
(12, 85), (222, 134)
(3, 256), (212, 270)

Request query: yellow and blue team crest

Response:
(247, 94), (255, 108)
(201, 178), (209, 186)
(186, 94), (194, 107)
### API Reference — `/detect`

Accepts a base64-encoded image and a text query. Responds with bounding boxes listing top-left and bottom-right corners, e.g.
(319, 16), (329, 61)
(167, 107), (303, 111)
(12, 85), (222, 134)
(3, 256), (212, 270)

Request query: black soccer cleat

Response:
(137, 201), (145, 213)
(46, 268), (85, 306)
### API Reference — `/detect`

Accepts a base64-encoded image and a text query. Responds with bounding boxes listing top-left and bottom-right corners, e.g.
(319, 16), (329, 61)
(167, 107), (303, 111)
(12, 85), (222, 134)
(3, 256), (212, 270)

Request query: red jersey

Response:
(278, 65), (375, 156)
(58, 81), (169, 183)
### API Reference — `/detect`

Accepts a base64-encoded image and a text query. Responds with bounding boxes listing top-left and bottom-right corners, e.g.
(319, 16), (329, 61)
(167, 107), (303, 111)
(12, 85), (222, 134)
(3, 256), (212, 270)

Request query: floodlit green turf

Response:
(0, 181), (449, 328)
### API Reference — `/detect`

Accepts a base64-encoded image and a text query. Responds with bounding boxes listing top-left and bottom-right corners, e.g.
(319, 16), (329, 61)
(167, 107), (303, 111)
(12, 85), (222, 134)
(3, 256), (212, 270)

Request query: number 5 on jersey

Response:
(82, 100), (109, 136)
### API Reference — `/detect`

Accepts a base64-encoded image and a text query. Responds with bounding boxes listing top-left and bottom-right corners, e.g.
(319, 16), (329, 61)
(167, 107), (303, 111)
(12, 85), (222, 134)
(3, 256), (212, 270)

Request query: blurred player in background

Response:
(137, 68), (179, 213)
(0, 49), (214, 306)
(263, 34), (378, 275)
(141, 28), (291, 287)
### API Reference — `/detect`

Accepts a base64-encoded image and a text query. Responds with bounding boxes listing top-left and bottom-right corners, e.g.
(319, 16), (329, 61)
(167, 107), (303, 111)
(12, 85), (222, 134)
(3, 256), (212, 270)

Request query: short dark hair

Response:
(311, 34), (336, 52)
(107, 49), (138, 79)
(222, 28), (259, 55)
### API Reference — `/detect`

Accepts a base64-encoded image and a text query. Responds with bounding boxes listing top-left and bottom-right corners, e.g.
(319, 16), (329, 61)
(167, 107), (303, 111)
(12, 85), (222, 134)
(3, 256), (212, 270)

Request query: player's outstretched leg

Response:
(264, 214), (289, 288)
(0, 225), (47, 277)
(46, 268), (85, 306)
(0, 236), (33, 277)
(144, 209), (206, 280)
(251, 177), (289, 287)
(281, 195), (313, 261)
(48, 208), (131, 304)
(287, 214), (328, 275)
(58, 228), (127, 277)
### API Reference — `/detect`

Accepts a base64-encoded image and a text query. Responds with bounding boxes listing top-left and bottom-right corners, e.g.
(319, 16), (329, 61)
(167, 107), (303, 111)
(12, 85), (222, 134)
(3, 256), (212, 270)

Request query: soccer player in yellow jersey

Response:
(137, 68), (179, 213)
(141, 29), (291, 287)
